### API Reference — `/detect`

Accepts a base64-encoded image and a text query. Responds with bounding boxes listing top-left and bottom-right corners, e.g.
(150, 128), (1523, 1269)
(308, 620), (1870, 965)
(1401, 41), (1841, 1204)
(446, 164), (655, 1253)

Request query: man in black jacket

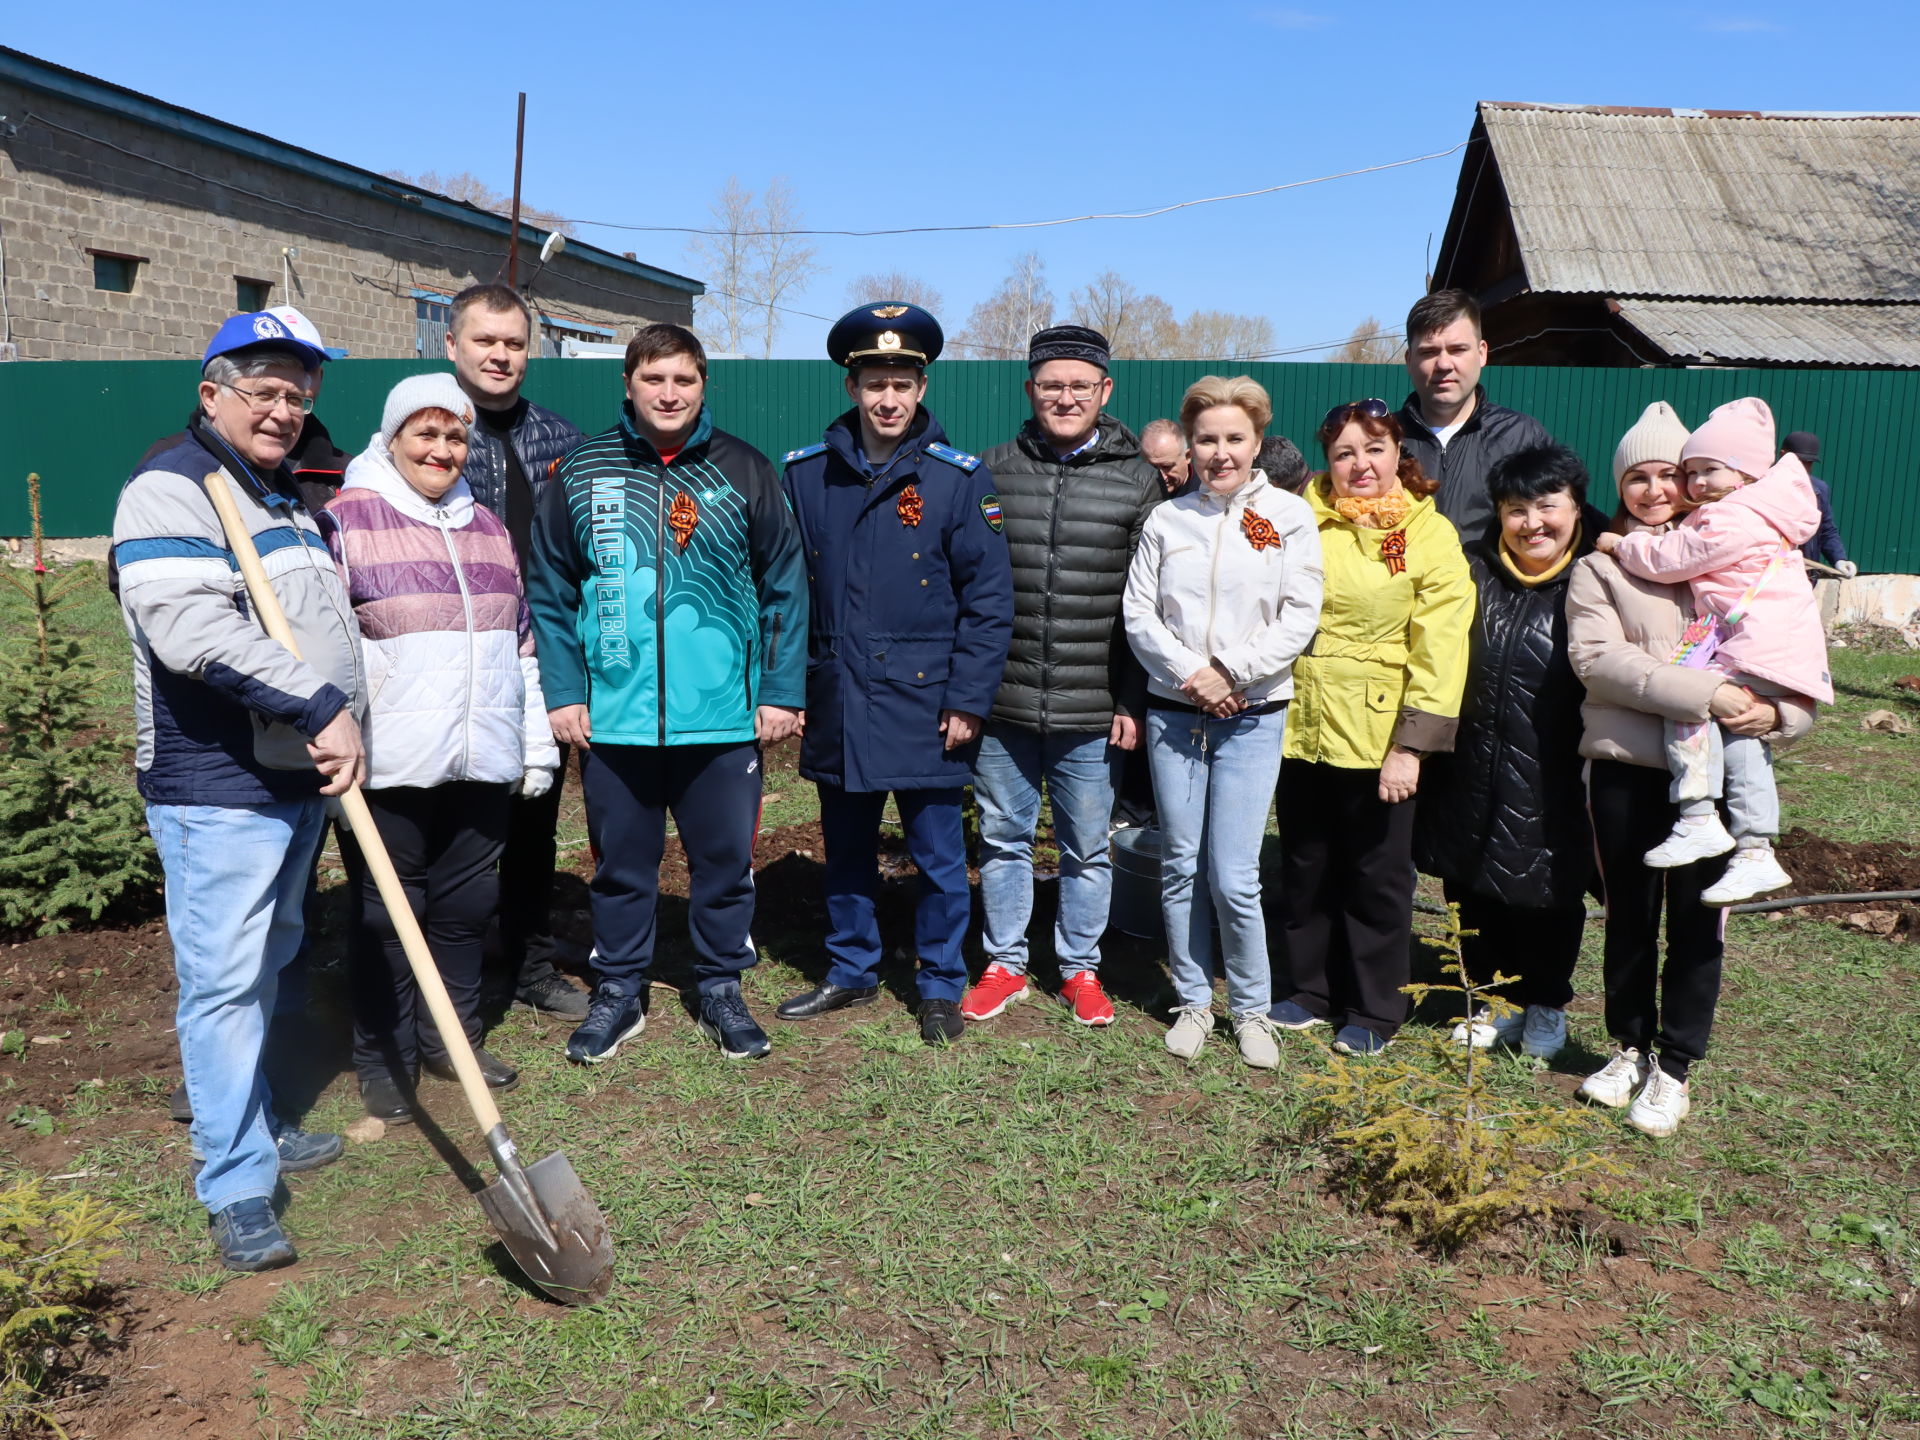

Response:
(960, 325), (1161, 1029)
(1394, 289), (1552, 549)
(446, 284), (590, 1020)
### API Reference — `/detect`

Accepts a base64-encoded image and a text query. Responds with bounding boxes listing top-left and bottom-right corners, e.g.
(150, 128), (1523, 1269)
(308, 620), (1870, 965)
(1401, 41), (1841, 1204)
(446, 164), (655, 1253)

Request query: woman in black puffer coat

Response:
(1414, 445), (1608, 1061)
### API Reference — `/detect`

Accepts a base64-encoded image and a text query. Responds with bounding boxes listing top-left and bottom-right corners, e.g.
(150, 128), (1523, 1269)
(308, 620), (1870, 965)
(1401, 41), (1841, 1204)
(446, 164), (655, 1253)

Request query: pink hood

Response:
(1611, 452), (1832, 703)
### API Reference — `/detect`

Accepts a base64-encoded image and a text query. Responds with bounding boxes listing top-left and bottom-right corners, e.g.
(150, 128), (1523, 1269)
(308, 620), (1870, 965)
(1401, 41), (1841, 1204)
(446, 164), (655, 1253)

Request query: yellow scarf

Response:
(1331, 490), (1410, 530)
(1498, 523), (1582, 587)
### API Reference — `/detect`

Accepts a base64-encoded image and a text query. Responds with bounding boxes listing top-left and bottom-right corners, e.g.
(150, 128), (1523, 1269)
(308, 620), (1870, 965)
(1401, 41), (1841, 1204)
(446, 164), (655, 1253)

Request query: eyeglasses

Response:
(1033, 379), (1104, 401)
(1320, 397), (1390, 433)
(221, 382), (316, 416)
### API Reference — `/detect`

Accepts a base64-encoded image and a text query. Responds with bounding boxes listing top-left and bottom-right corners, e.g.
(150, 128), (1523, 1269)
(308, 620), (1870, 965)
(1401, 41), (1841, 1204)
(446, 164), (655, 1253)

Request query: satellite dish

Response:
(538, 233), (567, 265)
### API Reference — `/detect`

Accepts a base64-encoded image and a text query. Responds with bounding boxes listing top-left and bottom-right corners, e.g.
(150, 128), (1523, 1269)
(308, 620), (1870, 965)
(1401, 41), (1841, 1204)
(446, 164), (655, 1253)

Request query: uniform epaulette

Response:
(783, 442), (828, 465)
(925, 442), (981, 472)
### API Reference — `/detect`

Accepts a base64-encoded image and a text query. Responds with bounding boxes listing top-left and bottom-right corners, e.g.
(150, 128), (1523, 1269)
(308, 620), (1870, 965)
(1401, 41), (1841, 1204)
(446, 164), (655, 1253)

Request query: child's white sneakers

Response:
(1644, 812), (1736, 868)
(1627, 1064), (1692, 1137)
(1578, 1048), (1644, 1108)
(1702, 844), (1793, 906)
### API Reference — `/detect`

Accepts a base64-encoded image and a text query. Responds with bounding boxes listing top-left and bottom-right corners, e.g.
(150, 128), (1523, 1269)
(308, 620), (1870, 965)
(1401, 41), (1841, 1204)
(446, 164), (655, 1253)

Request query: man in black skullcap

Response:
(959, 325), (1162, 1030)
(775, 302), (1014, 1045)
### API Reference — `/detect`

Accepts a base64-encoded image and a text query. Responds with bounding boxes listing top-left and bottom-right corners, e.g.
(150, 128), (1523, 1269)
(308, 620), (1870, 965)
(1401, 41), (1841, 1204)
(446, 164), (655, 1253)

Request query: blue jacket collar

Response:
(619, 400), (713, 465)
(822, 407), (946, 484)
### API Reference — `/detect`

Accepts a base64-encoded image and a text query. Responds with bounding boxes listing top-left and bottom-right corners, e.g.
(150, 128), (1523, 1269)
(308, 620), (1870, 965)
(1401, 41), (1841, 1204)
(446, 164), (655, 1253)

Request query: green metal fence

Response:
(5, 359), (1916, 571)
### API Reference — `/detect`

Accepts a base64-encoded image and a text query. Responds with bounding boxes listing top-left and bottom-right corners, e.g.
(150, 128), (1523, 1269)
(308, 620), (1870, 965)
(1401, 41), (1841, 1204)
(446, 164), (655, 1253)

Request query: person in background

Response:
(777, 302), (1014, 1046)
(1271, 400), (1473, 1056)
(445, 284), (590, 1021)
(1124, 376), (1322, 1069)
(529, 324), (807, 1065)
(112, 312), (363, 1271)
(1781, 431), (1856, 578)
(1257, 434), (1310, 495)
(1394, 290), (1551, 548)
(1413, 445), (1608, 1063)
(266, 306), (354, 510)
(1139, 418), (1192, 496)
(961, 325), (1160, 1029)
(1568, 402), (1812, 1137)
(322, 375), (559, 1121)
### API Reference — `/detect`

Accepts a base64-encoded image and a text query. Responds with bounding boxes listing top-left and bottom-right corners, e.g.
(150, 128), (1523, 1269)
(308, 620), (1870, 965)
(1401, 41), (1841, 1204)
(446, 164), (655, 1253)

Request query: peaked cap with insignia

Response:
(827, 301), (944, 369)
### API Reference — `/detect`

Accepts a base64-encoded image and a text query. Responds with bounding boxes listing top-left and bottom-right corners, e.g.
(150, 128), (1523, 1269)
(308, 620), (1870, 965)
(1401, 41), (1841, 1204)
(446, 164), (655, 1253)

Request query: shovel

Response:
(203, 472), (614, 1304)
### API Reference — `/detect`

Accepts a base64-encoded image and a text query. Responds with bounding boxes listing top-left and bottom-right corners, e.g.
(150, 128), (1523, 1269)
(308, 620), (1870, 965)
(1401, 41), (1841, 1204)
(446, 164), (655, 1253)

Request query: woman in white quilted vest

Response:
(321, 374), (558, 1123)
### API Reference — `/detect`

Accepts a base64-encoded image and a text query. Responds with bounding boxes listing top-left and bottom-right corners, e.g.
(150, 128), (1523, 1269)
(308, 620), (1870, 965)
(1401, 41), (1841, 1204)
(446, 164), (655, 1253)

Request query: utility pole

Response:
(506, 92), (526, 288)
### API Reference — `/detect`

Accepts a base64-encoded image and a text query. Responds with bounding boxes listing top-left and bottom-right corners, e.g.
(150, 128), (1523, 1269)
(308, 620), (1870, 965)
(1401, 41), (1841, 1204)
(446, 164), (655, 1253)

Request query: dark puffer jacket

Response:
(1396, 388), (1553, 551)
(462, 396), (584, 527)
(980, 417), (1162, 732)
(1413, 515), (1607, 909)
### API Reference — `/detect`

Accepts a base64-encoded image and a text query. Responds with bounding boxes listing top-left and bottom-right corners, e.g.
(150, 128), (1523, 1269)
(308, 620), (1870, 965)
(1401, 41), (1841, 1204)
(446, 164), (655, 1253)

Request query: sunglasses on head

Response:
(1321, 398), (1391, 433)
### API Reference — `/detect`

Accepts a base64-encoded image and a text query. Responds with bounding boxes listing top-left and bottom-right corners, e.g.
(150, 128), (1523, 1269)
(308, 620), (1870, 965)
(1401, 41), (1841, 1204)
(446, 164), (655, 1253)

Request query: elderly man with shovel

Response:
(111, 313), (364, 1272)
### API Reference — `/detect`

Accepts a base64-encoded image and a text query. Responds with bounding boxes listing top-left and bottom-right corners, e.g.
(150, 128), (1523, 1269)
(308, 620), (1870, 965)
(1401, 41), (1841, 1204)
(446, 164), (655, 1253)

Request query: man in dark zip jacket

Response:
(776, 302), (1014, 1046)
(1394, 289), (1552, 550)
(961, 325), (1160, 1029)
(527, 324), (806, 1064)
(446, 284), (590, 1020)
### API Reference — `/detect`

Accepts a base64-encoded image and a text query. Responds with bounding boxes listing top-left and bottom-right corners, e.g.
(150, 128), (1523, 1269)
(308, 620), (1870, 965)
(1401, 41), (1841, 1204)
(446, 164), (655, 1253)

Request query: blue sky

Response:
(13, 1), (1917, 357)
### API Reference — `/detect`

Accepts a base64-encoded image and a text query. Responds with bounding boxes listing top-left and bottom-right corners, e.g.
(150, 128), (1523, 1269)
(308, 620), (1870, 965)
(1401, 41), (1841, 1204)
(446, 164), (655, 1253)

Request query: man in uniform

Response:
(776, 303), (1014, 1045)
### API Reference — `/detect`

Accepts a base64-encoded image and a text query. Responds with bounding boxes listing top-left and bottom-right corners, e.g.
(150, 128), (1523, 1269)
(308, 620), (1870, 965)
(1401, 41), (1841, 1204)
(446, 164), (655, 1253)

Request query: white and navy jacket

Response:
(111, 421), (365, 805)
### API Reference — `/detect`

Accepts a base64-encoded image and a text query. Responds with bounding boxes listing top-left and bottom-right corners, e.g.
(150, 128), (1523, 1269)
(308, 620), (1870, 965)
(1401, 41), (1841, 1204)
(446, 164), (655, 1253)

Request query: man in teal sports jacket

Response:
(528, 323), (806, 1063)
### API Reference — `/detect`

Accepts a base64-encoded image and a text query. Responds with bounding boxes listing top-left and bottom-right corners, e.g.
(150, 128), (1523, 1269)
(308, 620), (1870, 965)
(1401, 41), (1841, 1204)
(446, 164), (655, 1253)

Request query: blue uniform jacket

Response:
(782, 408), (1013, 792)
(1802, 475), (1850, 568)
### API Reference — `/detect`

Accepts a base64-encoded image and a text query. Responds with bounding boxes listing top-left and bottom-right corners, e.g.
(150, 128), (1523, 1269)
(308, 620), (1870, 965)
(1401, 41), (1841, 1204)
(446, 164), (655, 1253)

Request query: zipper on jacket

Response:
(1040, 460), (1066, 730)
(655, 466), (669, 746)
(437, 507), (480, 777)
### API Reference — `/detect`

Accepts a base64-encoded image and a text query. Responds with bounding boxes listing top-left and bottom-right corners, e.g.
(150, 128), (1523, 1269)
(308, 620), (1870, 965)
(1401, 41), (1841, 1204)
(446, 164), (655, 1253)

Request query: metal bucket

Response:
(1109, 826), (1165, 941)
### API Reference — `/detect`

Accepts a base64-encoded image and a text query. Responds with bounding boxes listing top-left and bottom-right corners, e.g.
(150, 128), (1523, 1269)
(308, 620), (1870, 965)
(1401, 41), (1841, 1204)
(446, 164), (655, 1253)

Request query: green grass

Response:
(8, 566), (1920, 1437)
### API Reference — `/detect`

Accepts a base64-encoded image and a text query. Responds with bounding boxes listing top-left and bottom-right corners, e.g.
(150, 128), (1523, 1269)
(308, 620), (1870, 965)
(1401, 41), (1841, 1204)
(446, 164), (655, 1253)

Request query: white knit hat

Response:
(1612, 401), (1691, 483)
(379, 373), (475, 448)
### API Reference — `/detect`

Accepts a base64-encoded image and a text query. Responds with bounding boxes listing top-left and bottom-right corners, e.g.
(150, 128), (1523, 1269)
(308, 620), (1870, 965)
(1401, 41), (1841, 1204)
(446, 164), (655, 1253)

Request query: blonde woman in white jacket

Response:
(321, 374), (560, 1122)
(1123, 376), (1324, 1069)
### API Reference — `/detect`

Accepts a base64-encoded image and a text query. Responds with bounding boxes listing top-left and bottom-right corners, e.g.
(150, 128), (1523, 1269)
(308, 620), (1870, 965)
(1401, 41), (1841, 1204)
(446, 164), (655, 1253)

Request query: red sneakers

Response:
(961, 964), (1030, 1021)
(1060, 971), (1115, 1027)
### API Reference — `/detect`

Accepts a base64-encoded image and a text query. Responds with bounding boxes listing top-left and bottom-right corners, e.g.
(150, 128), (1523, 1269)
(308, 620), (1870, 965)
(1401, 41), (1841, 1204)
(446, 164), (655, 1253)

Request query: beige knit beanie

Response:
(1612, 401), (1691, 484)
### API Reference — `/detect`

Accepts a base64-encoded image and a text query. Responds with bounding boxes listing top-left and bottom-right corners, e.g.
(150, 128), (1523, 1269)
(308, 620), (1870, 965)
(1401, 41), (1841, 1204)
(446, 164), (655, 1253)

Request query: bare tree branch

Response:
(844, 272), (946, 314)
(383, 169), (574, 236)
(953, 252), (1054, 358)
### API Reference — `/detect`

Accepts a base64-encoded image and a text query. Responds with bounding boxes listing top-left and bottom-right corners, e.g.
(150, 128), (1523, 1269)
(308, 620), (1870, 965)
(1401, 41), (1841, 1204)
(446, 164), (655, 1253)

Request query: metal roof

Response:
(1613, 299), (1920, 368)
(1479, 103), (1920, 302)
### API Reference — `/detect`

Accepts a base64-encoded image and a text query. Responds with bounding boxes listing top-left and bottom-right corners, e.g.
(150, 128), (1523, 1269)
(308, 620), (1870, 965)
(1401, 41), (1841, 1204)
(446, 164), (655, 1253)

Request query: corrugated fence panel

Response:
(4, 359), (1916, 572)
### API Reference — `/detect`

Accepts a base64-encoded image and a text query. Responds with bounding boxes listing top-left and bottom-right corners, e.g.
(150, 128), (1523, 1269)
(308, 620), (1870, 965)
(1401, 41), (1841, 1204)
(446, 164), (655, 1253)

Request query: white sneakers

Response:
(1450, 1007), (1525, 1049)
(1702, 844), (1793, 906)
(1165, 1005), (1213, 1061)
(1644, 812), (1736, 868)
(1231, 1013), (1280, 1070)
(1577, 1048), (1644, 1108)
(1627, 1064), (1692, 1137)
(1450, 1004), (1566, 1059)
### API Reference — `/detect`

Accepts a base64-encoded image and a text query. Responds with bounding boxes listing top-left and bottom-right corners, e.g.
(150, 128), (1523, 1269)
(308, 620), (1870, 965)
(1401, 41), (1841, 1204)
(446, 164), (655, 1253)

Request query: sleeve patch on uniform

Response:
(979, 494), (1004, 531)
(927, 442), (981, 472)
(783, 442), (828, 465)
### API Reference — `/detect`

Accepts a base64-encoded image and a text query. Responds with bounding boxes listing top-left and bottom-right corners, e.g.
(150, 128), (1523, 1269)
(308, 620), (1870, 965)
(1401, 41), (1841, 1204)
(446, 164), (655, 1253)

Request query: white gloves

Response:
(1836, 560), (1859, 579)
(515, 766), (556, 800)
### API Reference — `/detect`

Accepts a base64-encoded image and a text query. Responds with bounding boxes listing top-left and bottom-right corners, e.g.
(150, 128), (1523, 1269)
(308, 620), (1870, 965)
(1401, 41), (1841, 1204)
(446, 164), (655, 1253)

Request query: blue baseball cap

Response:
(201, 311), (328, 372)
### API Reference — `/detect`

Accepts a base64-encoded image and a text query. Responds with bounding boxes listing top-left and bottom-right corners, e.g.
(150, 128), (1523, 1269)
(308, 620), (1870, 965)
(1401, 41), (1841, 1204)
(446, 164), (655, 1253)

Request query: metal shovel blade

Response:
(476, 1149), (615, 1305)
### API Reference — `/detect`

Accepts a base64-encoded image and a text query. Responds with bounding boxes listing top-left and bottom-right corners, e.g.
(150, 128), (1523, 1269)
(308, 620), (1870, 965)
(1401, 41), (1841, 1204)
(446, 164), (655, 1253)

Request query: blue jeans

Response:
(818, 786), (971, 1002)
(972, 724), (1120, 978)
(1147, 707), (1285, 1015)
(148, 799), (325, 1216)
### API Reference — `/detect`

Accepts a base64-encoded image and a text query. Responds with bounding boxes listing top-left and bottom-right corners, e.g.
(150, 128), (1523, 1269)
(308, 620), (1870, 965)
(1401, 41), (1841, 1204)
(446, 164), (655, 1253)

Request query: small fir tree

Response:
(1301, 903), (1620, 1251)
(0, 475), (157, 934)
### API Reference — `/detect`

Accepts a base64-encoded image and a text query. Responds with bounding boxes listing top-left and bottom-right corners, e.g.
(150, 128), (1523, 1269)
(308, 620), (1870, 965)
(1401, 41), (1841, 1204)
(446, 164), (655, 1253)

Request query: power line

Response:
(572, 144), (1470, 238)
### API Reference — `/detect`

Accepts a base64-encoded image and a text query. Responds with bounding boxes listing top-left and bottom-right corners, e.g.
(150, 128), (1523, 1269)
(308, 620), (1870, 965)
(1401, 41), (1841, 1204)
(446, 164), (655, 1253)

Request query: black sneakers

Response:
(565, 984), (648, 1064)
(698, 981), (772, 1060)
(919, 998), (964, 1046)
(516, 972), (591, 1020)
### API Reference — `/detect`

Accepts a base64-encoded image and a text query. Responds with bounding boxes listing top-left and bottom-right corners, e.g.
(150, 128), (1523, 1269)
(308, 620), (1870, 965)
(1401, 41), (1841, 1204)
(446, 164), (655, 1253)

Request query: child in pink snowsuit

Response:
(1599, 398), (1833, 906)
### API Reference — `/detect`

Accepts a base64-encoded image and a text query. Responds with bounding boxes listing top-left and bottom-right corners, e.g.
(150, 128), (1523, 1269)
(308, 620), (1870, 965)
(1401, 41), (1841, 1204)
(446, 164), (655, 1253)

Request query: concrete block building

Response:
(0, 46), (702, 361)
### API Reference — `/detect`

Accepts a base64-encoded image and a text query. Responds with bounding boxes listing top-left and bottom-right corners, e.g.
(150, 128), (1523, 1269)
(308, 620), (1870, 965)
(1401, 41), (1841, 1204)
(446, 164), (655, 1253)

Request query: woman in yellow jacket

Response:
(1270, 399), (1475, 1054)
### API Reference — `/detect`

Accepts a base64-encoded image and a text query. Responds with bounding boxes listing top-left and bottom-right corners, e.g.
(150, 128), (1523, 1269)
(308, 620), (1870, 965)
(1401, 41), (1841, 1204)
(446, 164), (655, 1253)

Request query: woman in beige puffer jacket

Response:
(1565, 402), (1811, 1139)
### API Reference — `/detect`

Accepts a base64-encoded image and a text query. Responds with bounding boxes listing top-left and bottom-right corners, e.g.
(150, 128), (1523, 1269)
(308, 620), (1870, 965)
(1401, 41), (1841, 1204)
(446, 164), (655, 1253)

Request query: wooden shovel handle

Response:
(202, 473), (504, 1134)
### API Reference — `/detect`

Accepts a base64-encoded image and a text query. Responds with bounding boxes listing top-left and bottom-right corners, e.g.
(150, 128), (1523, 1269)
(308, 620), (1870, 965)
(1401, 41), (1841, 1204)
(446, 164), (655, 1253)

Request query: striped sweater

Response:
(322, 442), (558, 790)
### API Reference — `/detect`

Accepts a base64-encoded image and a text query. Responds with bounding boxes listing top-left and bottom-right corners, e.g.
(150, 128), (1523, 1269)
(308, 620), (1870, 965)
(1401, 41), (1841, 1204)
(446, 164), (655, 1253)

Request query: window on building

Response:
(90, 252), (140, 293)
(540, 317), (616, 358)
(236, 277), (272, 312)
(414, 294), (453, 355)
